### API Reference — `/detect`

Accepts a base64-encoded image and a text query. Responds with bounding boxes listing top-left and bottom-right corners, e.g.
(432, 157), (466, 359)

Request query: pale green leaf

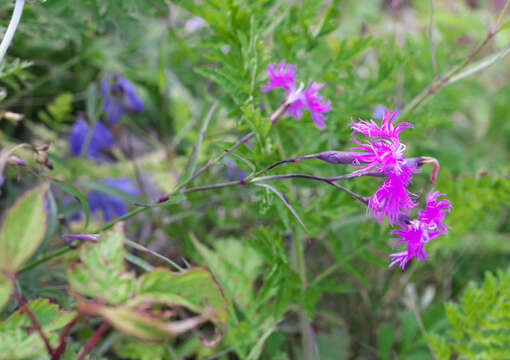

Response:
(0, 182), (49, 272)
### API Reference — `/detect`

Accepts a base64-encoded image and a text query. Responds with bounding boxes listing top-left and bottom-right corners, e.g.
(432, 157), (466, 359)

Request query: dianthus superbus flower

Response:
(389, 189), (452, 269)
(261, 61), (331, 129)
(389, 221), (431, 269)
(349, 108), (417, 224)
(418, 190), (452, 234)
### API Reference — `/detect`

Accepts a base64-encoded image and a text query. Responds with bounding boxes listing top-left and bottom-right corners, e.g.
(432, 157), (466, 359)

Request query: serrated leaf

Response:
(0, 182), (49, 273)
(0, 298), (75, 359)
(69, 223), (229, 343)
(68, 223), (138, 305)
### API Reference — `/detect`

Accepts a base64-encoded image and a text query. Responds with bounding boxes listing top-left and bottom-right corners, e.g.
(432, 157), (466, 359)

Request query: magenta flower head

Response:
(389, 189), (452, 269)
(349, 108), (417, 224)
(418, 189), (452, 235)
(261, 61), (331, 129)
(389, 221), (431, 269)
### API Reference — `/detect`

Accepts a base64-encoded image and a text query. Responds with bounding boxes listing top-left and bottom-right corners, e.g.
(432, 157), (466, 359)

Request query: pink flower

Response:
(368, 166), (418, 225)
(349, 109), (417, 224)
(388, 221), (431, 269)
(389, 189), (452, 269)
(418, 190), (452, 235)
(262, 61), (331, 129)
(350, 109), (412, 139)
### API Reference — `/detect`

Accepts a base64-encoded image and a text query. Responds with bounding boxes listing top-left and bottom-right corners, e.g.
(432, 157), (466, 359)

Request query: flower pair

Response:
(262, 61), (332, 129)
(69, 74), (143, 159)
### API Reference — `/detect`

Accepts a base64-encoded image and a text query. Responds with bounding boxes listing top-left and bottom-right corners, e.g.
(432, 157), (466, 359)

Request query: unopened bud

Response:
(2, 111), (24, 122)
(62, 234), (99, 243)
(7, 156), (26, 166)
(310, 151), (357, 165)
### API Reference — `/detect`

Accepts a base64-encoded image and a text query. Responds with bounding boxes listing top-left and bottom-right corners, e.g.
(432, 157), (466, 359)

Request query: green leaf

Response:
(0, 298), (75, 359)
(377, 322), (395, 360)
(255, 182), (308, 233)
(68, 223), (229, 343)
(0, 182), (49, 273)
(52, 179), (91, 230)
(0, 273), (12, 310)
(68, 223), (138, 305)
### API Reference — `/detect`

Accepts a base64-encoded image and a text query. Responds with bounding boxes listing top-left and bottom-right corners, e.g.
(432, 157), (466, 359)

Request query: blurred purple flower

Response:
(389, 189), (452, 269)
(349, 108), (417, 224)
(225, 159), (248, 181)
(261, 61), (331, 129)
(88, 178), (140, 221)
(373, 104), (400, 119)
(69, 115), (113, 159)
(101, 73), (144, 124)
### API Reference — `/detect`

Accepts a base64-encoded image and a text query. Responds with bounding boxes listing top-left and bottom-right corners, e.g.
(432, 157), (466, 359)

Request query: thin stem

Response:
(14, 290), (55, 357)
(400, 1), (510, 120)
(0, 0), (25, 64)
(182, 180), (242, 193)
(175, 101), (289, 191)
(496, 0), (510, 26)
(18, 247), (72, 274)
(77, 322), (110, 360)
(53, 313), (82, 359)
(428, 0), (437, 79)
(293, 232), (316, 360)
(124, 239), (184, 271)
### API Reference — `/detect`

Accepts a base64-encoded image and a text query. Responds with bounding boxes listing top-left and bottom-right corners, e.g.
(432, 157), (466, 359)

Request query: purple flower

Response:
(101, 73), (144, 124)
(418, 190), (452, 235)
(349, 109), (417, 224)
(69, 115), (113, 159)
(389, 221), (431, 269)
(389, 189), (452, 269)
(88, 178), (140, 221)
(261, 61), (331, 129)
(368, 166), (418, 225)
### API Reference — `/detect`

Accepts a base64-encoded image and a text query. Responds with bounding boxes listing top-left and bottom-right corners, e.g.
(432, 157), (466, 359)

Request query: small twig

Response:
(77, 321), (110, 360)
(14, 290), (55, 357)
(53, 313), (82, 359)
(428, 0), (438, 79)
(0, 0), (25, 64)
(400, 1), (510, 120)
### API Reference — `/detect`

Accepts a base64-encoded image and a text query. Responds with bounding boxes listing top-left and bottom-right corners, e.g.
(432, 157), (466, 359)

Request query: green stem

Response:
(400, 1), (510, 121)
(293, 232), (315, 360)
(18, 247), (72, 274)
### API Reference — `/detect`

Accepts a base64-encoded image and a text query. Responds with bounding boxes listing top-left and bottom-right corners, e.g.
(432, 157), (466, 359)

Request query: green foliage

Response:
(0, 298), (75, 359)
(0, 182), (48, 309)
(68, 224), (229, 342)
(430, 269), (510, 359)
(1, 0), (510, 358)
(37, 92), (73, 132)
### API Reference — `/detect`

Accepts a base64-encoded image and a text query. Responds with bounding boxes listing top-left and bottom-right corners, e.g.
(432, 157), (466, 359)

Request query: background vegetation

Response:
(1, 0), (510, 359)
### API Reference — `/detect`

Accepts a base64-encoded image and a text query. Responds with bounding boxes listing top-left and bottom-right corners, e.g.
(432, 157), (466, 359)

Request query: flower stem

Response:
(400, 0), (510, 120)
(14, 290), (55, 357)
(77, 321), (109, 360)
(0, 0), (25, 64)
(293, 232), (316, 360)
(174, 101), (288, 192)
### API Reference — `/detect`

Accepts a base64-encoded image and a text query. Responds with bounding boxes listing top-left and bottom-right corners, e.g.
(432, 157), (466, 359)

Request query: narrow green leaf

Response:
(0, 182), (49, 272)
(255, 182), (308, 233)
(0, 273), (12, 310)
(52, 179), (90, 230)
